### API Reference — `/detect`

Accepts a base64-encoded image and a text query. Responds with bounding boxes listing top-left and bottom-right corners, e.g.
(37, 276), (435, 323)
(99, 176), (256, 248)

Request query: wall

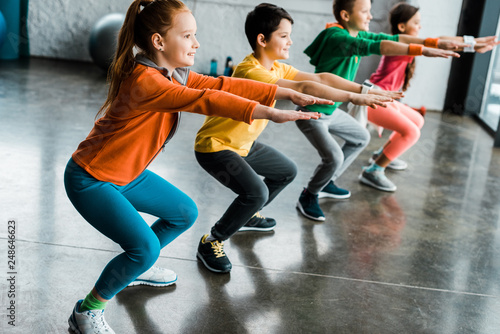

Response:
(28, 0), (463, 110)
(400, 0), (464, 109)
(28, 0), (131, 62)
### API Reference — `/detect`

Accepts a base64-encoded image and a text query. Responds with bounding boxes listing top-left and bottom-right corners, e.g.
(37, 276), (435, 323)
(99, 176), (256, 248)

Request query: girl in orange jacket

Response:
(65, 1), (327, 333)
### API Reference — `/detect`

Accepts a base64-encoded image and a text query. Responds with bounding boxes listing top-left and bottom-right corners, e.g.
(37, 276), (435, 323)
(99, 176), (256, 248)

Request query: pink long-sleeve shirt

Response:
(369, 55), (414, 91)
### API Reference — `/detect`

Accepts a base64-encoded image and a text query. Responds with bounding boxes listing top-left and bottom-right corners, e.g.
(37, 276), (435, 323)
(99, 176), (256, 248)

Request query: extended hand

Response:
(291, 91), (334, 107)
(270, 109), (321, 123)
(474, 36), (500, 53)
(351, 93), (392, 109)
(439, 36), (499, 54)
(423, 47), (460, 58)
(475, 36), (497, 44)
(438, 39), (469, 50)
(370, 89), (404, 100)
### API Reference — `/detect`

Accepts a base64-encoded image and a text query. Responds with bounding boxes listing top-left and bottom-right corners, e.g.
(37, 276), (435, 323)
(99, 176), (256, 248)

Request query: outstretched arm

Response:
(252, 104), (321, 123)
(380, 40), (460, 58)
(274, 86), (335, 107)
(397, 35), (425, 45)
(397, 34), (466, 50)
(275, 78), (392, 109)
(399, 34), (499, 53)
(293, 71), (363, 93)
(292, 71), (403, 100)
(370, 88), (404, 100)
(439, 35), (500, 53)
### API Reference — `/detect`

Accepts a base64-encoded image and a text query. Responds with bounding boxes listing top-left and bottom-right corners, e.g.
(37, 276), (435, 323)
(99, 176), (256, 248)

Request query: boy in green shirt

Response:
(300, 0), (461, 198)
(234, 3), (402, 221)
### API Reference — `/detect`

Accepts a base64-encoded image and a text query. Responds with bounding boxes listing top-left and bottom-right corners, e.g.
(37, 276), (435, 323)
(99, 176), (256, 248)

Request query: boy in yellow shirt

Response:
(194, 3), (398, 273)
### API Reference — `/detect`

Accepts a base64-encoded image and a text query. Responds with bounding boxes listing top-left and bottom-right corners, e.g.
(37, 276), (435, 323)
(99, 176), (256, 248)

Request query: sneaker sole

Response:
(196, 252), (231, 273)
(318, 192), (351, 199)
(296, 201), (325, 221)
(238, 225), (276, 232)
(368, 157), (407, 171)
(127, 278), (177, 287)
(358, 174), (397, 192)
(68, 314), (81, 334)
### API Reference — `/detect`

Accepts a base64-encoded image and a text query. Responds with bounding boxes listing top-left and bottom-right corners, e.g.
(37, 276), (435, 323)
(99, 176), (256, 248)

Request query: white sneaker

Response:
(359, 168), (397, 192)
(68, 300), (115, 334)
(127, 266), (177, 287)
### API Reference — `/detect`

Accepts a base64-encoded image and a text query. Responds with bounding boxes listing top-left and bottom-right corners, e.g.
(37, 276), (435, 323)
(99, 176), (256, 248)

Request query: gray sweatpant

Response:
(296, 110), (370, 194)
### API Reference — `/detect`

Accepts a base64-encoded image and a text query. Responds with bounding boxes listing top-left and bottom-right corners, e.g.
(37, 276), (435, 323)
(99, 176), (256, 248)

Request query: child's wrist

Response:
(266, 106), (277, 121)
(347, 92), (356, 103)
(463, 35), (476, 53)
(253, 104), (272, 120)
(408, 44), (424, 56)
(424, 37), (439, 48)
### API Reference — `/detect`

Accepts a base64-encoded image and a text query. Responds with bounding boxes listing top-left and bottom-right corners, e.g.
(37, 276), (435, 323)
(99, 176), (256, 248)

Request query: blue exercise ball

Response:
(0, 11), (6, 50)
(89, 13), (125, 71)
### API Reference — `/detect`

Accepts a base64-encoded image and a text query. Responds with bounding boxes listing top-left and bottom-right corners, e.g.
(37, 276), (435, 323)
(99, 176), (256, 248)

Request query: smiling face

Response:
(344, 0), (373, 34)
(262, 18), (293, 60)
(399, 11), (421, 36)
(156, 11), (199, 72)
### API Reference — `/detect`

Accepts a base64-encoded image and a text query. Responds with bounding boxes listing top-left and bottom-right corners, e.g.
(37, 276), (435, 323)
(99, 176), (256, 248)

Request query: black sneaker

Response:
(239, 212), (276, 232)
(318, 180), (351, 199)
(296, 188), (325, 221)
(197, 234), (232, 273)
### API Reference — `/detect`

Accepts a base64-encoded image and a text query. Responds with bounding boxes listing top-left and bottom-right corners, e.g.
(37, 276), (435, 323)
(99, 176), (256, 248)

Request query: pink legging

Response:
(367, 101), (424, 161)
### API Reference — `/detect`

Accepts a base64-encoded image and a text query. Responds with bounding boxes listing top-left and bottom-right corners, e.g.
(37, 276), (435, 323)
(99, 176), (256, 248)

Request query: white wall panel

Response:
(28, 0), (463, 110)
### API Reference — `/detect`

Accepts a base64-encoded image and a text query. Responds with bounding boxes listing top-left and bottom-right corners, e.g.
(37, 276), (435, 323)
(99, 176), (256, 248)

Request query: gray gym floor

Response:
(1, 58), (499, 333)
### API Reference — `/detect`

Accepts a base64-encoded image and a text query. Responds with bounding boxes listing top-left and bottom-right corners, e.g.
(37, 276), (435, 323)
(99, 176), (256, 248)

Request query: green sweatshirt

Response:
(304, 25), (399, 114)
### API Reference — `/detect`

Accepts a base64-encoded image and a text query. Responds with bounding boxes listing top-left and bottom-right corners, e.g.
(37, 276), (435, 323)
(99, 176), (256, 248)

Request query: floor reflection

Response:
(2, 58), (500, 333)
(341, 195), (405, 279)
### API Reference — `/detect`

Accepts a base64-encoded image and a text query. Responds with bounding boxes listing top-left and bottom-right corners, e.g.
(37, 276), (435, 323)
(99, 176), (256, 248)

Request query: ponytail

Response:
(96, 0), (189, 118)
(402, 58), (415, 92)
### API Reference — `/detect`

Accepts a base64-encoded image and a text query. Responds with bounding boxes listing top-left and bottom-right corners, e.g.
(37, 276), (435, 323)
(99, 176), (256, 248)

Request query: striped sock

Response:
(79, 291), (107, 312)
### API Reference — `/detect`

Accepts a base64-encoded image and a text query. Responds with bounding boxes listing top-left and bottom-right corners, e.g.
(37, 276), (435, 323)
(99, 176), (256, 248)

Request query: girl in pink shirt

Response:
(361, 3), (497, 192)
(360, 3), (423, 192)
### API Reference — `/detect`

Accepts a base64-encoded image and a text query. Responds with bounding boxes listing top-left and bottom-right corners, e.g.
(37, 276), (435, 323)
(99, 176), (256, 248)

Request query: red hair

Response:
(97, 0), (189, 118)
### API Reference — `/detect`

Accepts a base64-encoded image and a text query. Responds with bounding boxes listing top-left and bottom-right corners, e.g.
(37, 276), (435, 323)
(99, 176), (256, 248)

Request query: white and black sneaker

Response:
(68, 300), (115, 334)
(239, 212), (276, 232)
(197, 234), (232, 273)
(127, 266), (177, 287)
(318, 180), (351, 199)
(296, 188), (326, 221)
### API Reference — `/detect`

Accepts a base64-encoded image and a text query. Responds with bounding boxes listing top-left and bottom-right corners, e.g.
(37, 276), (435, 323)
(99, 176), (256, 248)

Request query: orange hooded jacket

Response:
(72, 56), (277, 185)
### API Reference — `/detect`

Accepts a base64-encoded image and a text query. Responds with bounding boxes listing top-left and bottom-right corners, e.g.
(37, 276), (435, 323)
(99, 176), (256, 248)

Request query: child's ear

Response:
(397, 23), (406, 34)
(257, 33), (267, 48)
(340, 9), (350, 23)
(151, 33), (164, 51)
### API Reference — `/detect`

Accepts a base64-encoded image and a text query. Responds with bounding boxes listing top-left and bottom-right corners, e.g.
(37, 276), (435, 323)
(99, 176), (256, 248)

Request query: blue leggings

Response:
(64, 158), (197, 300)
